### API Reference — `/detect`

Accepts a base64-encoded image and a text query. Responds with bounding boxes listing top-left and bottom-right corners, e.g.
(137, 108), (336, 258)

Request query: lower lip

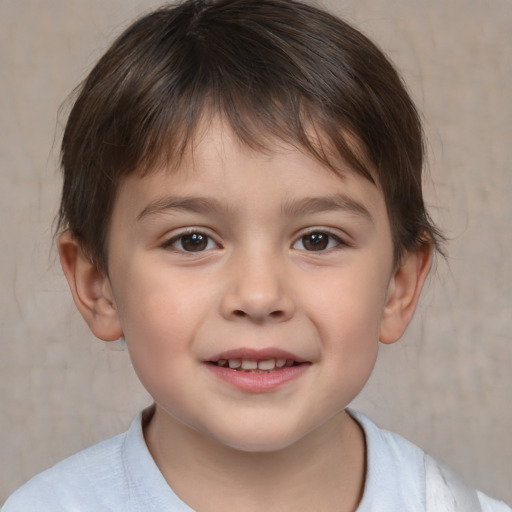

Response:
(204, 363), (310, 393)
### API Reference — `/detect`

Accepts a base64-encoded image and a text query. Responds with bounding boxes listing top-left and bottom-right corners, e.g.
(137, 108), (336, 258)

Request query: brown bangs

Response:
(59, 0), (442, 271)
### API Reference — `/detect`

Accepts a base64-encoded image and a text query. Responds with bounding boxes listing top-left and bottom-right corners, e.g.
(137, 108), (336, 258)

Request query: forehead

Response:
(140, 115), (377, 188)
(112, 119), (388, 230)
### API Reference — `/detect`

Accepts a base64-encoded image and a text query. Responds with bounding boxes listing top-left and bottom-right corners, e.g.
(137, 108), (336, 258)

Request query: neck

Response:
(144, 406), (366, 512)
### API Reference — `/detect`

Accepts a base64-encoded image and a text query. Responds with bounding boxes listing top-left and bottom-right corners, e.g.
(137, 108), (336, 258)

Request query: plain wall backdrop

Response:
(1, 0), (511, 505)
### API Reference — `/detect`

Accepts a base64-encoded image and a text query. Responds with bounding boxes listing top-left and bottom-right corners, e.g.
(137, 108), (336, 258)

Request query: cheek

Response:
(115, 257), (203, 327)
(304, 264), (389, 342)
(116, 285), (201, 414)
(300, 262), (388, 391)
(111, 266), (202, 367)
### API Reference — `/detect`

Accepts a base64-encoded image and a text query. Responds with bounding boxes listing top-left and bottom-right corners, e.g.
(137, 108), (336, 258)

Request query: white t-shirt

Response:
(2, 409), (510, 511)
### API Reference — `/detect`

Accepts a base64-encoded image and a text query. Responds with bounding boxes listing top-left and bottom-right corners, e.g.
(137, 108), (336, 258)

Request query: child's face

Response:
(100, 120), (408, 452)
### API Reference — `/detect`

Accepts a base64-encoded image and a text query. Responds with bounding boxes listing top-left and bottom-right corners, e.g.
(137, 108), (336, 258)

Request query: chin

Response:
(207, 422), (312, 454)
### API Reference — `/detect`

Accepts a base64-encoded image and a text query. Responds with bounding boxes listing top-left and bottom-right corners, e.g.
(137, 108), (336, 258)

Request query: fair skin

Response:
(59, 119), (431, 512)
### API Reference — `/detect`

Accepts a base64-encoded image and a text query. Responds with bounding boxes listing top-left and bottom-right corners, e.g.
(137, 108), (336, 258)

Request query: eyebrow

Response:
(137, 194), (373, 222)
(281, 195), (373, 222)
(137, 196), (230, 221)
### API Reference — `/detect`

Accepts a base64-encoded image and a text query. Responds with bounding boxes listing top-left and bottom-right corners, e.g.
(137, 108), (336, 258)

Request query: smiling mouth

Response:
(208, 358), (301, 372)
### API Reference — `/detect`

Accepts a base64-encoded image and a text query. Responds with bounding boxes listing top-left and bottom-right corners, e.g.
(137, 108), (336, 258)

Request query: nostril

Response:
(232, 309), (285, 320)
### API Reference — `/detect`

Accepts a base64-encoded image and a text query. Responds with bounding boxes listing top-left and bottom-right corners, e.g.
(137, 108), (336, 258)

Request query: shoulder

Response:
(478, 491), (512, 512)
(2, 431), (128, 511)
(425, 453), (511, 511)
(2, 409), (193, 512)
(350, 410), (427, 510)
(350, 410), (511, 512)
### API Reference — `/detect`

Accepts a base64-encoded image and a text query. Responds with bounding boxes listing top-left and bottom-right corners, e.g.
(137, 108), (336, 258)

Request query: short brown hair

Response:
(58, 0), (442, 272)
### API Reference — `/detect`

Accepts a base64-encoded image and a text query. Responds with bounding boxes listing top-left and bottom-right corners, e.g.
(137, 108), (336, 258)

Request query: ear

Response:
(58, 231), (123, 341)
(379, 245), (432, 344)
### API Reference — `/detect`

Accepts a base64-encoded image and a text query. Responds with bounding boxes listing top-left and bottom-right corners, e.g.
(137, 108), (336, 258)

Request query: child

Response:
(3, 0), (510, 510)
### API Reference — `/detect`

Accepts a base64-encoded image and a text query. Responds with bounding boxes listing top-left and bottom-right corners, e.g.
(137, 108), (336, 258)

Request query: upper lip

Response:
(206, 347), (308, 363)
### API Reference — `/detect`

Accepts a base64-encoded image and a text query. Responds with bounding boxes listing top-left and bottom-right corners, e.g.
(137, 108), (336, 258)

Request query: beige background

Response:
(1, 0), (511, 506)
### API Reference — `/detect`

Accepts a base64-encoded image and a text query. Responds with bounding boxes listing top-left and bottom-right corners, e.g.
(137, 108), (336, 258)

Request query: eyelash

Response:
(292, 231), (345, 252)
(161, 230), (220, 253)
(161, 229), (346, 254)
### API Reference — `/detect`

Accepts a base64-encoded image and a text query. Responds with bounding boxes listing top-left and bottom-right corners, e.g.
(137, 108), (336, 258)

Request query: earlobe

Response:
(379, 245), (432, 344)
(58, 231), (123, 341)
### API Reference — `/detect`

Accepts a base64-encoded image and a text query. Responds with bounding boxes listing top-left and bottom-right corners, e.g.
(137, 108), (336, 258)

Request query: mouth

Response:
(208, 358), (301, 373)
(204, 350), (310, 392)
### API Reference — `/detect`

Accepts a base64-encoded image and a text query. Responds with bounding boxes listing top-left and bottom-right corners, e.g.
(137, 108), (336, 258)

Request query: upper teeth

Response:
(216, 358), (292, 371)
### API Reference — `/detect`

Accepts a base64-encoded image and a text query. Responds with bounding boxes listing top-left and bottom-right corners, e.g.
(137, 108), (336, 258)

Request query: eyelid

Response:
(291, 228), (348, 251)
(160, 227), (221, 252)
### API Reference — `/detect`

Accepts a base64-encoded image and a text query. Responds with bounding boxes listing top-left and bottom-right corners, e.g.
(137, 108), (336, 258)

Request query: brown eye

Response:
(294, 232), (342, 251)
(166, 232), (217, 252)
(302, 233), (329, 251)
(180, 233), (208, 251)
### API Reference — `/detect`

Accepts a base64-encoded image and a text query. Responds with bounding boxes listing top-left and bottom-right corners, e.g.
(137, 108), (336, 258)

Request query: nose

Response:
(219, 251), (295, 324)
